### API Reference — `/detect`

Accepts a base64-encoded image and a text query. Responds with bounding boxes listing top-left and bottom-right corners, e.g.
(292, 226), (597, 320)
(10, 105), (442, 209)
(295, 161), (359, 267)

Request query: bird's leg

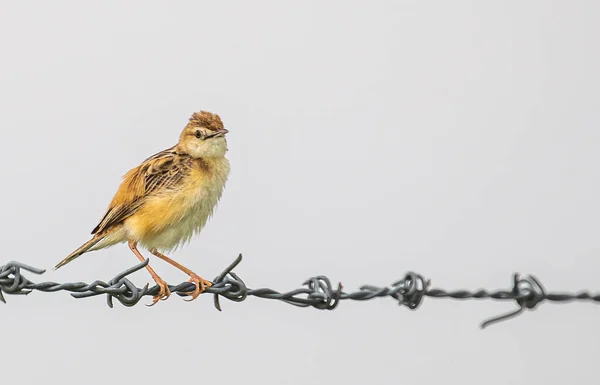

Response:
(128, 240), (171, 306)
(150, 248), (212, 301)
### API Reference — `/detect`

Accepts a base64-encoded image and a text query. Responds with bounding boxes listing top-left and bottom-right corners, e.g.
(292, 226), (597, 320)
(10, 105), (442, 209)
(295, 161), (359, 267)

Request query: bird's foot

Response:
(147, 277), (171, 306)
(184, 273), (212, 302)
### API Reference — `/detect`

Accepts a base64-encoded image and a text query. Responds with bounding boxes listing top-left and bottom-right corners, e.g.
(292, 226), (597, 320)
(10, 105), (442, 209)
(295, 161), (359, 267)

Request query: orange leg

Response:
(128, 240), (171, 306)
(150, 248), (212, 301)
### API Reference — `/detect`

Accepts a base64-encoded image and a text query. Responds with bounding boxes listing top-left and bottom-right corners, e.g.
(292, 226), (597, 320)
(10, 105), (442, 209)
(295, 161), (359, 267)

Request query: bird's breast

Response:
(128, 157), (230, 251)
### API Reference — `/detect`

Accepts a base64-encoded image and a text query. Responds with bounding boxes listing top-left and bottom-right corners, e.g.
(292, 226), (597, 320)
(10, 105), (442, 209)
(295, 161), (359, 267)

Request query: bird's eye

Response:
(195, 130), (202, 139)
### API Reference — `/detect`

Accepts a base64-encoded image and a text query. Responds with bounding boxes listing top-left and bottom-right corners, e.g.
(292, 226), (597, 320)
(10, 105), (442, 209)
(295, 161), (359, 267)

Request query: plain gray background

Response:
(1, 1), (599, 384)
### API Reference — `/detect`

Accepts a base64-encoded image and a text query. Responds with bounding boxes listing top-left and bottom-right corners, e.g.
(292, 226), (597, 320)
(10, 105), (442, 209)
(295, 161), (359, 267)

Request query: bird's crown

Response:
(188, 111), (224, 131)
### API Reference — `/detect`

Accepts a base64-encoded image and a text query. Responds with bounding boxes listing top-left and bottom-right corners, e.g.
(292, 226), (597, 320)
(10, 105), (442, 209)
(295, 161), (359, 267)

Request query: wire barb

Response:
(480, 274), (546, 329)
(0, 255), (598, 329)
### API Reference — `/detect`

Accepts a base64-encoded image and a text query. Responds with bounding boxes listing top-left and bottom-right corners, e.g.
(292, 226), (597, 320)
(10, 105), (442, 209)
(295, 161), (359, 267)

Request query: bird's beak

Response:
(206, 128), (229, 139)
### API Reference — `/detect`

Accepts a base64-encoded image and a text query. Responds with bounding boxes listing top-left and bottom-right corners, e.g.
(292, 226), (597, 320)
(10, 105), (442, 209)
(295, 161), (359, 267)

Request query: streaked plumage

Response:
(54, 110), (230, 305)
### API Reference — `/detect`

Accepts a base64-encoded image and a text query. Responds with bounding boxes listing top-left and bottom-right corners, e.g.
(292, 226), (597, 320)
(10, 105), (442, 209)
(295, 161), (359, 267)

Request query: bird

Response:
(54, 110), (230, 305)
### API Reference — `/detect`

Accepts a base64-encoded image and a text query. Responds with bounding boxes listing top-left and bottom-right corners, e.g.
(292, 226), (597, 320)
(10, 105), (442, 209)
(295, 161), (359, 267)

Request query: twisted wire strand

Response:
(1, 254), (599, 329)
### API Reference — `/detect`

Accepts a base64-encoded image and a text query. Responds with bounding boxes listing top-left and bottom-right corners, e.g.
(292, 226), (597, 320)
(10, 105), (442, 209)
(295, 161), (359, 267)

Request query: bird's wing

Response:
(91, 147), (193, 235)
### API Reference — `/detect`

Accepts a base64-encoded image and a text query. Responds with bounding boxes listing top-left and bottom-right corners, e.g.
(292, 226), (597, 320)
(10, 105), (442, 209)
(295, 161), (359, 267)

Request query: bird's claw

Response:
(146, 279), (171, 306)
(184, 274), (212, 302)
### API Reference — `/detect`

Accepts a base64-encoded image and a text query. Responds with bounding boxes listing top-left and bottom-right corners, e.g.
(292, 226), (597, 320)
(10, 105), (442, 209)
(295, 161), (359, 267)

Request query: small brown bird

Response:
(54, 111), (230, 305)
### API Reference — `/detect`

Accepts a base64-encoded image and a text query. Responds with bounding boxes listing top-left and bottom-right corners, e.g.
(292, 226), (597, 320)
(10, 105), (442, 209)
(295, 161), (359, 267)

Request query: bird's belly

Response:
(141, 204), (213, 251)
(128, 177), (226, 252)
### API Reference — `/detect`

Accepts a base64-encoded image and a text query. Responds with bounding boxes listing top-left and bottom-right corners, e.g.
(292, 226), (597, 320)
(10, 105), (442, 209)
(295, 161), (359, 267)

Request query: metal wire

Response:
(1, 254), (599, 329)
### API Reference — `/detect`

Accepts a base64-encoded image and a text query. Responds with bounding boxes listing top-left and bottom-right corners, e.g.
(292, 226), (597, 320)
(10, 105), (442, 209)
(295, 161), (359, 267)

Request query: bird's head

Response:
(178, 111), (229, 158)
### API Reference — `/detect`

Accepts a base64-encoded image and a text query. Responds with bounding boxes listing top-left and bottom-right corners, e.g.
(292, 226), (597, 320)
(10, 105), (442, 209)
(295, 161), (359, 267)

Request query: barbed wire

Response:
(1, 253), (598, 329)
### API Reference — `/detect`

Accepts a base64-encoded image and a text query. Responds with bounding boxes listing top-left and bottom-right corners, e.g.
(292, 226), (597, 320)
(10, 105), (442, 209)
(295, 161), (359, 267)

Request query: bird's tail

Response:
(54, 234), (105, 270)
